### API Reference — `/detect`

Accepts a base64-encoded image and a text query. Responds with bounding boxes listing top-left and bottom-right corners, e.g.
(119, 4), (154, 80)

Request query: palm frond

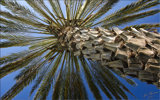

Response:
(90, 61), (132, 99)
(29, 39), (57, 50)
(1, 0), (159, 99)
(75, 0), (91, 20)
(0, 0), (45, 23)
(0, 50), (30, 65)
(124, 23), (160, 30)
(36, 0), (62, 26)
(102, 9), (160, 28)
(1, 56), (48, 100)
(111, 68), (137, 86)
(0, 18), (45, 32)
(0, 11), (47, 28)
(0, 18), (26, 29)
(133, 0), (159, 13)
(29, 50), (56, 95)
(52, 52), (68, 99)
(80, 58), (102, 99)
(0, 33), (55, 48)
(0, 40), (31, 48)
(33, 52), (63, 100)
(25, 0), (60, 27)
(93, 0), (159, 26)
(72, 56), (88, 99)
(0, 33), (54, 41)
(81, 0), (119, 27)
(48, 0), (65, 25)
(0, 48), (48, 78)
(79, 0), (102, 19)
(0, 26), (27, 33)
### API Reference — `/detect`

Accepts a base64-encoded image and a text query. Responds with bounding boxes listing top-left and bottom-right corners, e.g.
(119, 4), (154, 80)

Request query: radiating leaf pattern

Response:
(0, 0), (159, 100)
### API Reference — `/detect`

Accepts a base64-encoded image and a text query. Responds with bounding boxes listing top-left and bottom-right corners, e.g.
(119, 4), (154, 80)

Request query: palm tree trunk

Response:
(60, 27), (160, 87)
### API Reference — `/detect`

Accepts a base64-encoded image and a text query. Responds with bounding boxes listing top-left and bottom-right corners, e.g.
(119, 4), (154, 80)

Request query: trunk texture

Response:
(59, 27), (160, 87)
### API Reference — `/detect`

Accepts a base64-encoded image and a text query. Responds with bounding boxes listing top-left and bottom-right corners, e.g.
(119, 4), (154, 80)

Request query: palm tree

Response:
(0, 0), (159, 99)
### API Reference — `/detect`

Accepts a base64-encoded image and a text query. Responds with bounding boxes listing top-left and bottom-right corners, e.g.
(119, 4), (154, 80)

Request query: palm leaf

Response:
(124, 23), (160, 30)
(132, 0), (159, 13)
(29, 50), (56, 95)
(1, 56), (49, 100)
(0, 50), (30, 65)
(33, 52), (63, 100)
(36, 0), (62, 26)
(51, 51), (67, 99)
(79, 0), (102, 19)
(72, 56), (88, 99)
(76, 0), (91, 19)
(93, 0), (159, 26)
(81, 0), (119, 27)
(0, 11), (46, 28)
(0, 26), (27, 33)
(0, 47), (48, 78)
(79, 57), (102, 99)
(0, 19), (45, 32)
(29, 39), (57, 50)
(1, 0), (159, 99)
(0, 18), (27, 30)
(102, 9), (160, 28)
(25, 0), (60, 27)
(0, 0), (45, 23)
(48, 0), (65, 25)
(0, 33), (55, 48)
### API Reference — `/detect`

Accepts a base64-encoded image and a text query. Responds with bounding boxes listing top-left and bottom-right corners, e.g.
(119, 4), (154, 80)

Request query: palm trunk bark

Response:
(60, 27), (160, 87)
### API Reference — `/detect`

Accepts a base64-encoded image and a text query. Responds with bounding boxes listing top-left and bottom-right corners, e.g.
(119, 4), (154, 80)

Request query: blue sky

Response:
(1, 0), (160, 100)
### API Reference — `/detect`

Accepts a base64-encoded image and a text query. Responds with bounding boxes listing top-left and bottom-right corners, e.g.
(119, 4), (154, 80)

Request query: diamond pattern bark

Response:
(60, 27), (160, 87)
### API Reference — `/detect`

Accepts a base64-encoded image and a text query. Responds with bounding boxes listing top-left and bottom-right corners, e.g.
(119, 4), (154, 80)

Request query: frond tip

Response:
(124, 23), (160, 30)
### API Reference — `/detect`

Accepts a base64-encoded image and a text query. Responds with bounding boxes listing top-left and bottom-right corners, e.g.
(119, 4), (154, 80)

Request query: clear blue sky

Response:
(1, 0), (160, 100)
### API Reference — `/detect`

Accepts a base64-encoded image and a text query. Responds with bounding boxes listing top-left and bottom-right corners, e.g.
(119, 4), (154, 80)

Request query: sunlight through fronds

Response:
(0, 0), (159, 100)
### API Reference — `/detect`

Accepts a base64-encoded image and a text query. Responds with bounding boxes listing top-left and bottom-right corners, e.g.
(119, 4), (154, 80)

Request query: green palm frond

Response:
(0, 33), (55, 48)
(0, 0), (159, 100)
(0, 40), (30, 48)
(0, 33), (53, 41)
(80, 0), (102, 19)
(93, 0), (159, 27)
(124, 23), (160, 30)
(89, 60), (135, 99)
(37, 0), (63, 26)
(0, 11), (47, 28)
(0, 0), (45, 23)
(48, 0), (65, 25)
(0, 50), (30, 65)
(81, 0), (119, 27)
(25, 0), (52, 21)
(51, 52), (68, 99)
(75, 0), (91, 20)
(132, 0), (159, 13)
(80, 58), (102, 99)
(0, 18), (45, 33)
(0, 18), (26, 29)
(29, 50), (57, 95)
(1, 56), (49, 100)
(102, 9), (160, 28)
(0, 26), (27, 33)
(0, 48), (47, 78)
(33, 52), (63, 100)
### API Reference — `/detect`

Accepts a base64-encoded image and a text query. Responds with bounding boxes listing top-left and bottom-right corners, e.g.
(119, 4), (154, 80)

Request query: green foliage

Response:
(124, 23), (160, 30)
(102, 9), (160, 28)
(0, 0), (159, 100)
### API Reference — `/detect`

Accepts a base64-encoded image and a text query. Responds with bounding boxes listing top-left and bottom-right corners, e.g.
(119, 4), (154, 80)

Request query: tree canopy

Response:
(0, 0), (159, 100)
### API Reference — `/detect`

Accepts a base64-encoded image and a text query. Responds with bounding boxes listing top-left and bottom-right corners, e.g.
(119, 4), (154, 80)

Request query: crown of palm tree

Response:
(0, 0), (159, 100)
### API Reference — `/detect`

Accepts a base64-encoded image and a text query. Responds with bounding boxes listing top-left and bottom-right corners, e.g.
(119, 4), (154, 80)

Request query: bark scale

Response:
(59, 27), (160, 87)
